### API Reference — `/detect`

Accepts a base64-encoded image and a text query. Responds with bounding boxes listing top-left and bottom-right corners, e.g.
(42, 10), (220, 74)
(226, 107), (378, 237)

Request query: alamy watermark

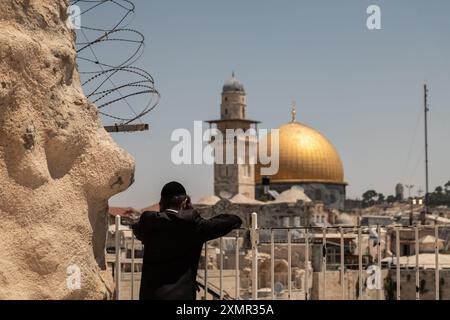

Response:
(66, 264), (81, 291)
(366, 265), (382, 290)
(66, 5), (81, 30)
(171, 121), (280, 176)
(367, 5), (381, 30)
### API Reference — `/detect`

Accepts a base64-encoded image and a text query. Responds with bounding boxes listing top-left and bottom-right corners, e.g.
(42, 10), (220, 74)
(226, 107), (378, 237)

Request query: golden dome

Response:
(255, 121), (345, 185)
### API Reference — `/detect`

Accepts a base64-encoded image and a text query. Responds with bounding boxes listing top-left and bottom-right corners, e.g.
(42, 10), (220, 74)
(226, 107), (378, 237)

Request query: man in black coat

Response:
(132, 181), (242, 300)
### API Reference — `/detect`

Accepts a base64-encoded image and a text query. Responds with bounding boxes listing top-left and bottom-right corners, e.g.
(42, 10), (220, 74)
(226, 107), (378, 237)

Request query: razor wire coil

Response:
(70, 0), (160, 125)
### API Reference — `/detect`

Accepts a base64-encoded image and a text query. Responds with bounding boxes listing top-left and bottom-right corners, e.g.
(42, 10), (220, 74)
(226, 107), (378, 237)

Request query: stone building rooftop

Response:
(271, 188), (312, 204)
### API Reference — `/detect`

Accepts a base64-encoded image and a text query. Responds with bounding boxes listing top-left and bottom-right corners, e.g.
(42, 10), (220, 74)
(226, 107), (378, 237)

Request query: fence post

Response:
(322, 227), (327, 300)
(204, 241), (208, 300)
(131, 235), (135, 300)
(304, 228), (309, 300)
(415, 226), (420, 300)
(340, 227), (345, 300)
(396, 227), (401, 300)
(358, 226), (363, 300)
(251, 212), (258, 300)
(115, 215), (121, 300)
(287, 228), (292, 300)
(235, 230), (240, 300)
(219, 237), (224, 300)
(377, 224), (382, 300)
(435, 225), (440, 300)
(271, 229), (275, 300)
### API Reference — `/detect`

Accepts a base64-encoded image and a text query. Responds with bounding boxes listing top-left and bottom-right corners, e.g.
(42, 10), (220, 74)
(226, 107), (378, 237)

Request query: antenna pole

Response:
(424, 84), (430, 218)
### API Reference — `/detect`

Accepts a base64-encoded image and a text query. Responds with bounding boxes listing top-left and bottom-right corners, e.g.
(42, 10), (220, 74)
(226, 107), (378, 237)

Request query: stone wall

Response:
(0, 0), (134, 299)
(311, 270), (388, 300)
(386, 269), (450, 300)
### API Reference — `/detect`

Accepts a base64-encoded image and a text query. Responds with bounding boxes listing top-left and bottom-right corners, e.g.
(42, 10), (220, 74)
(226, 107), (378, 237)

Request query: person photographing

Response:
(132, 181), (242, 300)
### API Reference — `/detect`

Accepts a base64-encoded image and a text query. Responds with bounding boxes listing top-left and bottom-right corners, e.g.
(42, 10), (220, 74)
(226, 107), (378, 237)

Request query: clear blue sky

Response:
(76, 0), (450, 208)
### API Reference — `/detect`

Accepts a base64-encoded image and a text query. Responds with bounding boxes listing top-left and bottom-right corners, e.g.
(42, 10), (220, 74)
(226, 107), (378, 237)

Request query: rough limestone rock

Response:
(0, 0), (135, 299)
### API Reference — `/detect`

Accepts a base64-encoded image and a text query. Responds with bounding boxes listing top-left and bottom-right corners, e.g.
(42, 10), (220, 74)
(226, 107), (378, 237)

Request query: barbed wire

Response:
(70, 0), (160, 125)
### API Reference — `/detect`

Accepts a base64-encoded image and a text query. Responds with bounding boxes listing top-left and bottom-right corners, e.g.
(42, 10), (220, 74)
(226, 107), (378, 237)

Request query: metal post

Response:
(377, 225), (382, 300)
(271, 229), (275, 300)
(251, 212), (258, 300)
(410, 198), (414, 226)
(396, 227), (401, 300)
(358, 226), (363, 300)
(424, 84), (429, 218)
(235, 230), (240, 300)
(287, 229), (292, 300)
(219, 237), (224, 300)
(204, 241), (208, 300)
(415, 226), (420, 300)
(304, 228), (309, 300)
(131, 235), (135, 300)
(340, 227), (345, 300)
(114, 215), (121, 300)
(435, 225), (440, 300)
(322, 227), (327, 300)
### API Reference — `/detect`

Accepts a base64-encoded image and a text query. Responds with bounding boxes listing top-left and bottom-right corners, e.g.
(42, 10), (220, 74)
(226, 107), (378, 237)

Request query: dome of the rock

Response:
(255, 121), (344, 184)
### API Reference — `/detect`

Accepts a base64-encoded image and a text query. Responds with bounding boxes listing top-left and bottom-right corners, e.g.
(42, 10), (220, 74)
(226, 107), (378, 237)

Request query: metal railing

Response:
(111, 213), (450, 300)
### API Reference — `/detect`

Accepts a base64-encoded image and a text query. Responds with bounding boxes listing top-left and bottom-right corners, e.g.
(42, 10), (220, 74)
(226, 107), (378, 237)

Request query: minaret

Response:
(206, 73), (260, 199)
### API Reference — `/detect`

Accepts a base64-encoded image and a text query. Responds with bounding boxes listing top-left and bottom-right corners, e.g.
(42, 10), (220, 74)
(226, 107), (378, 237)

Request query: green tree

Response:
(429, 185), (450, 206)
(362, 190), (378, 208)
(378, 193), (385, 203)
(444, 180), (450, 194)
(363, 190), (378, 201)
(386, 195), (396, 204)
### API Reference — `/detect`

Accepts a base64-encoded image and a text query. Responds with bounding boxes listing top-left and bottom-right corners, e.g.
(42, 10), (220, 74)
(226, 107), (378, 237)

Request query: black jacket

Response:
(132, 209), (242, 300)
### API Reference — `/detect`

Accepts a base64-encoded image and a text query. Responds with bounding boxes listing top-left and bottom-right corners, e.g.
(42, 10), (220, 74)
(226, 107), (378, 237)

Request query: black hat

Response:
(161, 181), (187, 198)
